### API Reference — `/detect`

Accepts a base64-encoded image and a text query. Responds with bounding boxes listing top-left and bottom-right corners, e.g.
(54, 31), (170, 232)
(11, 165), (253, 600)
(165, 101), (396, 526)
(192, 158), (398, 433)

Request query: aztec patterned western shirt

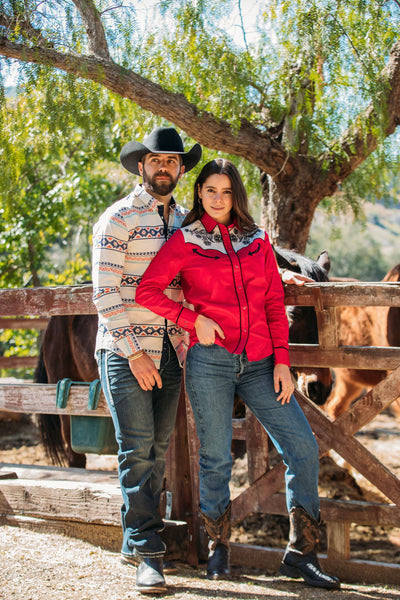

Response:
(136, 212), (290, 365)
(92, 184), (189, 368)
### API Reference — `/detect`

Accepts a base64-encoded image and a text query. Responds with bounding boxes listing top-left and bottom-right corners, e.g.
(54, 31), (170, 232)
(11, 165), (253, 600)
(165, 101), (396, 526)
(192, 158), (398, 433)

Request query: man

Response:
(92, 126), (202, 594)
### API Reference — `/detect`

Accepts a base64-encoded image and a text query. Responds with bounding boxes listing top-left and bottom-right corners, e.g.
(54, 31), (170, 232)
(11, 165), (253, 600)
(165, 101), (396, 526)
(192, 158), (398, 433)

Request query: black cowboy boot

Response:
(135, 556), (166, 594)
(201, 501), (231, 580)
(121, 553), (177, 574)
(279, 506), (340, 590)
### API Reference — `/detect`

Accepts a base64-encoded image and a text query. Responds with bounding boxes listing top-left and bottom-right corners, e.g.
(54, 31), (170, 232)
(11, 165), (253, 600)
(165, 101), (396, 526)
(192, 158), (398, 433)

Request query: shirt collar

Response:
(133, 184), (176, 210)
(201, 212), (237, 233)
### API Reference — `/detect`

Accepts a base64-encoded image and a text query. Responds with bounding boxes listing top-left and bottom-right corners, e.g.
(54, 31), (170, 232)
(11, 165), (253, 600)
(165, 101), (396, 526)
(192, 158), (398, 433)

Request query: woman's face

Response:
(198, 174), (233, 226)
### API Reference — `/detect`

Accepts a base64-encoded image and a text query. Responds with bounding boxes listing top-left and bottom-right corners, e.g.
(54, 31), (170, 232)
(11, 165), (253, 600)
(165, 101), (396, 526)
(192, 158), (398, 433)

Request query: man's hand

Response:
(129, 353), (162, 391)
(194, 314), (225, 346)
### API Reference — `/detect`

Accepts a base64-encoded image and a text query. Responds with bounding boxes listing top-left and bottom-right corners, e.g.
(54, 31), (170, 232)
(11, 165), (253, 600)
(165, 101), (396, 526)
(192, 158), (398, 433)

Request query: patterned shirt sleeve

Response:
(92, 207), (142, 357)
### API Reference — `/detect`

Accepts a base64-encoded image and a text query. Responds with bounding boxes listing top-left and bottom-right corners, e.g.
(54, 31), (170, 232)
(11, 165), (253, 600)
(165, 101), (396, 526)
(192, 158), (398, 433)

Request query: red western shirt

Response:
(136, 213), (290, 365)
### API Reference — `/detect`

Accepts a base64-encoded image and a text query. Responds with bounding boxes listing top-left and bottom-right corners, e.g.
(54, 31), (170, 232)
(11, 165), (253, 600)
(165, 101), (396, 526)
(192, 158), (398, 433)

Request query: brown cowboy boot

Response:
(201, 502), (231, 580)
(279, 506), (340, 590)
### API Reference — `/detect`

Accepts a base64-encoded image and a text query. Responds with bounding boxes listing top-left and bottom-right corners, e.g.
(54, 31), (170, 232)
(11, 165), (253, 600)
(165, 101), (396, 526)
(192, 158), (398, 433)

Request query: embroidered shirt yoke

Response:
(136, 213), (290, 365)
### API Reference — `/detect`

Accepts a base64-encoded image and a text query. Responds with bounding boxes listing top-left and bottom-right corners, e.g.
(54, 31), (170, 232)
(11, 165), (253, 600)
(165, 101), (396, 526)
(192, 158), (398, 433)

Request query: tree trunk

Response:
(259, 169), (320, 254)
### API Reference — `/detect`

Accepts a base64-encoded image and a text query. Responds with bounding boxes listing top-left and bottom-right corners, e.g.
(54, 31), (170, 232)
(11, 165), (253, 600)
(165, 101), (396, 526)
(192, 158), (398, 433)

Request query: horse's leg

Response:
(388, 398), (400, 418)
(387, 306), (400, 347)
(325, 367), (389, 419)
(36, 339), (69, 466)
(324, 369), (367, 419)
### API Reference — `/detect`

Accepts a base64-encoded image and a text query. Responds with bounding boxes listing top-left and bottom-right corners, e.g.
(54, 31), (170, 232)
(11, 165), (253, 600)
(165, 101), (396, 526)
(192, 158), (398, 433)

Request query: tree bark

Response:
(260, 161), (322, 253)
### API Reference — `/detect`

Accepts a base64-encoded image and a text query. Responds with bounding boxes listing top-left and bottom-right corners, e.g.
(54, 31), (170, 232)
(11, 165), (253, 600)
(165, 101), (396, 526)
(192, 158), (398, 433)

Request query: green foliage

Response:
(46, 255), (91, 286)
(0, 328), (38, 358)
(0, 78), (127, 287)
(131, 0), (399, 156)
(0, 327), (39, 379)
(265, 0), (397, 148)
(317, 129), (400, 219)
(0, 0), (399, 236)
(0, 73), (134, 374)
(150, 1), (261, 127)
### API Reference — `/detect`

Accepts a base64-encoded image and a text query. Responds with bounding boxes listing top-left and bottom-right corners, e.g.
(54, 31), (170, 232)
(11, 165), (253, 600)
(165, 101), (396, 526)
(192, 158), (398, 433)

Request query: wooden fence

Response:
(0, 282), (399, 585)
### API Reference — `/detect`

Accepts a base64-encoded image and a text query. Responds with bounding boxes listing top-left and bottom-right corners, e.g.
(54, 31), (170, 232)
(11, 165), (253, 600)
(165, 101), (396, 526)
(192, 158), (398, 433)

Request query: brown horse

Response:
(324, 263), (400, 419)
(36, 247), (333, 467)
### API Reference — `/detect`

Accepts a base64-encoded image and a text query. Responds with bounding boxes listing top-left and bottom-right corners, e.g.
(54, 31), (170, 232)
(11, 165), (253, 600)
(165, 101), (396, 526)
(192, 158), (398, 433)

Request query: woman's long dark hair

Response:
(182, 159), (257, 233)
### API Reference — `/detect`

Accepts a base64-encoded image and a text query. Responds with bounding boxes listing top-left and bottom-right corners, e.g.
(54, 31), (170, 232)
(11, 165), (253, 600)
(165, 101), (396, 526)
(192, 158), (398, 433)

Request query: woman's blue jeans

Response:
(185, 344), (320, 521)
(96, 345), (182, 557)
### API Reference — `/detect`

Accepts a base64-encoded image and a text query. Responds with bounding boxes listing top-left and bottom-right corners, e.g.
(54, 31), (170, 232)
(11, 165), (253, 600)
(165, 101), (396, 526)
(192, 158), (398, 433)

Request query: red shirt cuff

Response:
(176, 306), (198, 332)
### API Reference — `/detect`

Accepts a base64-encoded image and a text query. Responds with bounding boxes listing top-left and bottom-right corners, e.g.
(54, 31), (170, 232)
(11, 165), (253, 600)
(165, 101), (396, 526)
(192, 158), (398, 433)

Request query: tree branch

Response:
(0, 10), (53, 47)
(237, 0), (249, 53)
(0, 37), (289, 175)
(71, 0), (110, 60)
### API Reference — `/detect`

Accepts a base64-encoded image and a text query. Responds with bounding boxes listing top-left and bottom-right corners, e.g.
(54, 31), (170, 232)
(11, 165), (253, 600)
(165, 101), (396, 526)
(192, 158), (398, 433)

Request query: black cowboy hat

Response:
(120, 126), (202, 175)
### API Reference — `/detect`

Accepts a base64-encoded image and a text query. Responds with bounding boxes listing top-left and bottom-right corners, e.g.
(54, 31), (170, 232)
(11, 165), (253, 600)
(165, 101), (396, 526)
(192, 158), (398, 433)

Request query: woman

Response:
(136, 159), (340, 590)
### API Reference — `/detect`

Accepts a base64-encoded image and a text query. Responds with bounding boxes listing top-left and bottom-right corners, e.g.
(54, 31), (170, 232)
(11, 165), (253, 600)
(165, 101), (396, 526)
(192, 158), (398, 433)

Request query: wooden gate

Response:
(0, 281), (399, 584)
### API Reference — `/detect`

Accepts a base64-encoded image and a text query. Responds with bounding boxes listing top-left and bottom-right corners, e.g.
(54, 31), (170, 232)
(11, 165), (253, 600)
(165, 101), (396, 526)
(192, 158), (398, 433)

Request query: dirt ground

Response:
(2, 523), (400, 600)
(1, 525), (400, 600)
(1, 409), (400, 599)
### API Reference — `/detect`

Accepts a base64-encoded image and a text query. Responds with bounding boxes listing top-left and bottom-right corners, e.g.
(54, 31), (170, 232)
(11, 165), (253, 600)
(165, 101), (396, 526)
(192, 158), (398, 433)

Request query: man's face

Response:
(139, 153), (185, 198)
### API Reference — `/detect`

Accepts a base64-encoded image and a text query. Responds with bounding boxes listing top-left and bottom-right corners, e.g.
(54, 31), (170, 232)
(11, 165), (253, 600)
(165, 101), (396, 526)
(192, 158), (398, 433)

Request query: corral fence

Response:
(0, 282), (399, 585)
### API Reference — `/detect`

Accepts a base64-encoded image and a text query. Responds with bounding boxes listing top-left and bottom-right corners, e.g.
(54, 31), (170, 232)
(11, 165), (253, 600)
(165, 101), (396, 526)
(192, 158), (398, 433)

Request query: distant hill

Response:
(307, 202), (400, 281)
(365, 202), (400, 260)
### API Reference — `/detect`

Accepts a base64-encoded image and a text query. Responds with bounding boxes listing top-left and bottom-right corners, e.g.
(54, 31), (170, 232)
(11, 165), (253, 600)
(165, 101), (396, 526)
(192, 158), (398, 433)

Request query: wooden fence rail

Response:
(0, 282), (400, 585)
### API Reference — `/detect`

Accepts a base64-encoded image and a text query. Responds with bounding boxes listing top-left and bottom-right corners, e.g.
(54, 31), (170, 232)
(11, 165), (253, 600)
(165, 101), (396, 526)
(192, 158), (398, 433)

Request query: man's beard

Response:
(142, 167), (180, 197)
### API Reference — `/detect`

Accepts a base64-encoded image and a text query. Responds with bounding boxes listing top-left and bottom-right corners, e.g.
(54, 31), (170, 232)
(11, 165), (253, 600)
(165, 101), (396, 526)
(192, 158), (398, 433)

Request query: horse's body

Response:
(37, 247), (332, 467)
(325, 263), (400, 419)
